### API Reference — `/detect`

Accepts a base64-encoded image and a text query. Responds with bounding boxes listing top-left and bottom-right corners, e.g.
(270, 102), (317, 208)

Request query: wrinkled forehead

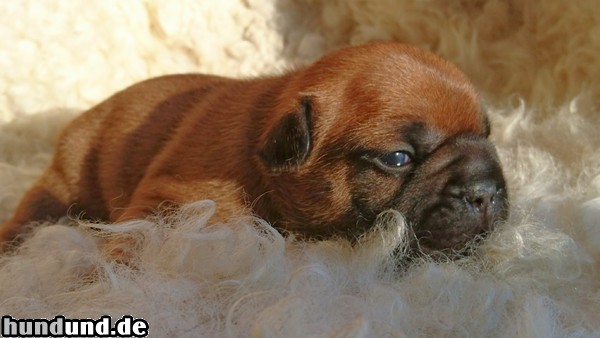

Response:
(333, 64), (485, 149)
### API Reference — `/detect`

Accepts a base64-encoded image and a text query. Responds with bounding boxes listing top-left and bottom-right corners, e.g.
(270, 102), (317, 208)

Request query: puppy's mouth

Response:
(410, 188), (508, 254)
(410, 213), (505, 258)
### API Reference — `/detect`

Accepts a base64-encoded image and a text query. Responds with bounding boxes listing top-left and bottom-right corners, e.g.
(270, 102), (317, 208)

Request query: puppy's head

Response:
(257, 42), (508, 257)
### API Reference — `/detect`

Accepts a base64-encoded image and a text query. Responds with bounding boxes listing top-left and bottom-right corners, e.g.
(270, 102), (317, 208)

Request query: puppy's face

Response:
(258, 43), (508, 256)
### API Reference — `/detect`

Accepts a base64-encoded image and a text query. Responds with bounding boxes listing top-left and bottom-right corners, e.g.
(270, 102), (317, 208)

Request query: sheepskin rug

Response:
(1, 1), (599, 336)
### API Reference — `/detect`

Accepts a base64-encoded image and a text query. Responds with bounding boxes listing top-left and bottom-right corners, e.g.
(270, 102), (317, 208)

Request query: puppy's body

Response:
(0, 43), (508, 255)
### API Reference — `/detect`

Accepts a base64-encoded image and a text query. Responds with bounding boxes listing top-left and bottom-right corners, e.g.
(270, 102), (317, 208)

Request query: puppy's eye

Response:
(376, 151), (412, 168)
(358, 144), (414, 175)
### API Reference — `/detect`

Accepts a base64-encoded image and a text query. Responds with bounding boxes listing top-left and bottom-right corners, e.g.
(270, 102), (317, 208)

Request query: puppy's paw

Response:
(102, 235), (140, 265)
(0, 232), (14, 254)
(0, 222), (26, 254)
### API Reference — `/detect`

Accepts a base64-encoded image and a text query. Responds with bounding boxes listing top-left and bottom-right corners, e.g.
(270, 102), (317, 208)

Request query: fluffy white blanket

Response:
(1, 1), (598, 336)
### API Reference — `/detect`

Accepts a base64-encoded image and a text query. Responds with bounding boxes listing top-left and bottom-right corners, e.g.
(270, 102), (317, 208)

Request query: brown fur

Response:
(0, 42), (507, 257)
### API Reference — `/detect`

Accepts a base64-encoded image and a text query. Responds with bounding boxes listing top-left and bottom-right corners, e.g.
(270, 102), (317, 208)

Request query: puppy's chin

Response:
(409, 224), (496, 260)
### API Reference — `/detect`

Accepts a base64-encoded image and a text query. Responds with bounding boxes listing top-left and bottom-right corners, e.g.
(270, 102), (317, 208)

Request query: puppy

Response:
(0, 42), (508, 257)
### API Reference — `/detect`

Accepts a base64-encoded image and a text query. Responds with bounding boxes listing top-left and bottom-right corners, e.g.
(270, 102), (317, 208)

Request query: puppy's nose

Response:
(464, 181), (499, 213)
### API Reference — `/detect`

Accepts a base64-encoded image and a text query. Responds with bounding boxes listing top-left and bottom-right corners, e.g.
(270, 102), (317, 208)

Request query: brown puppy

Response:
(0, 42), (508, 257)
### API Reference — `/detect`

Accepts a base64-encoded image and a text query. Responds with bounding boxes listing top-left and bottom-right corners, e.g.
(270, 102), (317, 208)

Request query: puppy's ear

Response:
(259, 97), (313, 172)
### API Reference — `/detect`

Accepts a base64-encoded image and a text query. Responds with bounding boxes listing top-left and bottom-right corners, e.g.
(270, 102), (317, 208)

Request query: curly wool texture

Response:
(0, 1), (599, 336)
